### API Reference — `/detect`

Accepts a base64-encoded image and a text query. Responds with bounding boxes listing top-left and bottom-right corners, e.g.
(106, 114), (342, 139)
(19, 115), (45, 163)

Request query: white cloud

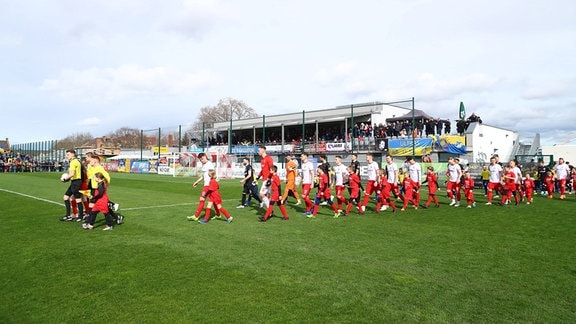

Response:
(162, 0), (238, 38)
(0, 33), (22, 46)
(406, 73), (501, 101)
(314, 61), (360, 86)
(40, 65), (220, 102)
(78, 117), (102, 126)
(522, 79), (575, 100)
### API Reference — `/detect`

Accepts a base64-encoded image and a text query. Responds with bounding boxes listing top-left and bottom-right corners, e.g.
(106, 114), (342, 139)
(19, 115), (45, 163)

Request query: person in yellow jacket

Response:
(86, 152), (120, 219)
(60, 149), (85, 221)
(481, 165), (490, 196)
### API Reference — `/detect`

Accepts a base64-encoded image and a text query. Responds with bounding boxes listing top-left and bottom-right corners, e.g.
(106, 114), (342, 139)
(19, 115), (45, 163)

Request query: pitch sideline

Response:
(0, 188), (239, 211)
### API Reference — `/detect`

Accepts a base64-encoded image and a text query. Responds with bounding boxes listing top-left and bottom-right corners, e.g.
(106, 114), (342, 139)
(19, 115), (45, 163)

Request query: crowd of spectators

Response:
(382, 118), (451, 138)
(205, 113), (487, 147)
(456, 113), (483, 135)
(0, 151), (65, 172)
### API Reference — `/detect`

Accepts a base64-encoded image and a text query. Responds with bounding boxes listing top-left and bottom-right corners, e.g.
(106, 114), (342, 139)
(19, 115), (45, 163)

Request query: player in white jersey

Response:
(332, 155), (349, 212)
(554, 157), (570, 199)
(446, 157), (462, 206)
(359, 153), (379, 213)
(509, 159), (523, 201)
(406, 156), (422, 205)
(386, 155), (403, 200)
(300, 152), (315, 213)
(486, 156), (503, 205)
(188, 153), (215, 221)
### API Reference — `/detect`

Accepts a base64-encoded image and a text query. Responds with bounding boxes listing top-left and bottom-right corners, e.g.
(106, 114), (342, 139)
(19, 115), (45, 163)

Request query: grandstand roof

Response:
(212, 102), (409, 131)
(386, 109), (434, 122)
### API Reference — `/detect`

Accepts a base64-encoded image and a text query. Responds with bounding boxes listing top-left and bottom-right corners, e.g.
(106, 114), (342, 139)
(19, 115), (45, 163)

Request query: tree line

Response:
(56, 97), (259, 149)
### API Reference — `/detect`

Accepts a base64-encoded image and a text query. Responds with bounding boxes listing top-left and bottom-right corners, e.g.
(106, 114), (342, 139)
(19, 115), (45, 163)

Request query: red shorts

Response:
(208, 191), (222, 205)
(488, 182), (502, 193)
(365, 180), (378, 195)
(199, 186), (209, 200)
(389, 183), (401, 196)
(335, 185), (345, 198)
(447, 181), (460, 193)
(302, 183), (312, 197)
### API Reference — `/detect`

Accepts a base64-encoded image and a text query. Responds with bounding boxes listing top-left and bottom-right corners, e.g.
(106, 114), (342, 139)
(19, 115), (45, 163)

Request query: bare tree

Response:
(107, 127), (141, 149)
(57, 132), (94, 149)
(194, 97), (259, 128)
(190, 97), (259, 141)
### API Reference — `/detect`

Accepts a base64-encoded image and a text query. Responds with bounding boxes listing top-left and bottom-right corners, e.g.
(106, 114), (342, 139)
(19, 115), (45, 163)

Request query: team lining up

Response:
(186, 147), (574, 223)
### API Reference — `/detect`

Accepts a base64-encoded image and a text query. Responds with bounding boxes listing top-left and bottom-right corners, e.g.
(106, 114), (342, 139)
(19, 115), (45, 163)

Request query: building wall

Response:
(541, 145), (576, 164)
(468, 123), (519, 163)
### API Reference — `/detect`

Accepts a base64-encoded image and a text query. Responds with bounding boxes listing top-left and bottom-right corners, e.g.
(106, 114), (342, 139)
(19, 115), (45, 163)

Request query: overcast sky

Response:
(1, 0), (575, 146)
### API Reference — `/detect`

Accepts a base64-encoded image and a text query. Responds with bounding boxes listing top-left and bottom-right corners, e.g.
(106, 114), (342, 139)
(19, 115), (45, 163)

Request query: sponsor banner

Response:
(188, 148), (204, 153)
(157, 164), (172, 175)
(206, 146), (228, 154)
(117, 159), (129, 173)
(326, 142), (352, 152)
(265, 144), (294, 153)
(438, 135), (467, 154)
(388, 138), (433, 156)
(304, 143), (327, 153)
(130, 160), (151, 173)
(231, 145), (258, 154)
(152, 147), (169, 153)
(102, 161), (118, 172)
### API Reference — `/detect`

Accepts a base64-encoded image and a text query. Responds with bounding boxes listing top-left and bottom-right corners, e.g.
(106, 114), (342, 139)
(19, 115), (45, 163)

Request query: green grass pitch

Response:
(0, 172), (575, 323)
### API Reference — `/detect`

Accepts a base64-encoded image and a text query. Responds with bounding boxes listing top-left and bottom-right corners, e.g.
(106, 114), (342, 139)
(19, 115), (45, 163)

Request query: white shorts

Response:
(260, 181), (270, 195)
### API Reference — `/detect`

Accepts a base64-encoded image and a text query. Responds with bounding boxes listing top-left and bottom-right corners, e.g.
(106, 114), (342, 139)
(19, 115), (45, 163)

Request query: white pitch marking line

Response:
(0, 188), (63, 206)
(123, 199), (238, 211)
(0, 188), (240, 211)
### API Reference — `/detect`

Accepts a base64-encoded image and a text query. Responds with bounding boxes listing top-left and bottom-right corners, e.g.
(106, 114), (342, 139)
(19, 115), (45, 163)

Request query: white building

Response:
(462, 122), (520, 163)
(542, 145), (576, 164)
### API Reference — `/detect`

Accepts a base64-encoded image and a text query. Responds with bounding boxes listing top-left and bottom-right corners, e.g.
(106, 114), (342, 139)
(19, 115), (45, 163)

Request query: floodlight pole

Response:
(158, 128), (161, 158)
(301, 110), (305, 153)
(351, 104), (354, 153)
(178, 125), (182, 153)
(229, 107), (232, 154)
(140, 129), (143, 161)
(202, 122), (205, 150)
(262, 115), (266, 146)
(412, 97), (415, 157)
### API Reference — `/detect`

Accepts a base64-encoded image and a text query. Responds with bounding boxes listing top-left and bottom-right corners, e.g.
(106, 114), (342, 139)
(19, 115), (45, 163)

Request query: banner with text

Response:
(388, 138), (433, 156)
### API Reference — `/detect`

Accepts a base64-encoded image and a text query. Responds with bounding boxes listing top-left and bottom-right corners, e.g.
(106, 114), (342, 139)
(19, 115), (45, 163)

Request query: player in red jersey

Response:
(501, 165), (518, 205)
(259, 165), (289, 222)
(523, 173), (535, 204)
(308, 167), (340, 218)
(375, 169), (397, 213)
(463, 171), (476, 208)
(257, 145), (274, 208)
(198, 170), (233, 224)
(421, 166), (439, 208)
(401, 173), (419, 211)
(543, 171), (555, 199)
(344, 165), (362, 216)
